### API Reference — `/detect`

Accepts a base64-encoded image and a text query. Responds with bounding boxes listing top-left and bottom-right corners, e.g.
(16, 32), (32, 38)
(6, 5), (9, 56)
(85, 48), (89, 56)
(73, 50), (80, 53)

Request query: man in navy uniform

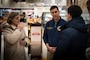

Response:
(43, 5), (67, 60)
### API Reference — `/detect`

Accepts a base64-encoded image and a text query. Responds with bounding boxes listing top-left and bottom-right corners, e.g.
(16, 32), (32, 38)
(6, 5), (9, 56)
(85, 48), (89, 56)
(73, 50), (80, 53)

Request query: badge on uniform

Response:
(47, 27), (53, 30)
(57, 26), (61, 31)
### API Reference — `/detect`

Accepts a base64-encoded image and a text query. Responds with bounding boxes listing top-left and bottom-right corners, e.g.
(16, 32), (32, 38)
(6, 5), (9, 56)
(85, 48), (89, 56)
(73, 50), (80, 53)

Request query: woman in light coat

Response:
(3, 12), (27, 60)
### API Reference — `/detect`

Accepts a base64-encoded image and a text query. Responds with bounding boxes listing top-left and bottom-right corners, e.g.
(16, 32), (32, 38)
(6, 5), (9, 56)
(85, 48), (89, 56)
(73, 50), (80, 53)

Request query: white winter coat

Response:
(3, 24), (26, 60)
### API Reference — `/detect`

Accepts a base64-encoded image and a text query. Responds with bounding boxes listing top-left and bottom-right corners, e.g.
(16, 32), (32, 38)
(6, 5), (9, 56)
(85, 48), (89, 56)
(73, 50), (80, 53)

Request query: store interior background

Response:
(0, 0), (90, 60)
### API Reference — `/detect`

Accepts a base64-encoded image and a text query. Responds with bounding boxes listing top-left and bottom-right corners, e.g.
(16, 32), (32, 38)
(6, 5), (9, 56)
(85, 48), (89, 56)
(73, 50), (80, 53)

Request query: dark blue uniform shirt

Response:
(43, 18), (67, 47)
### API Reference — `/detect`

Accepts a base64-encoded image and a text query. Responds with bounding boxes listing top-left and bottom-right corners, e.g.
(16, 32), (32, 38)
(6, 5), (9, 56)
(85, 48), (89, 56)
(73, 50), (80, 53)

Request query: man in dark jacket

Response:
(43, 6), (67, 60)
(53, 5), (88, 60)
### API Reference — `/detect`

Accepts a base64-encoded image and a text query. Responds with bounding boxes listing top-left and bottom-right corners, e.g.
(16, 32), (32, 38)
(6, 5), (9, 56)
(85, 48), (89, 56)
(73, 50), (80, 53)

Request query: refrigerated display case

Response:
(42, 12), (52, 26)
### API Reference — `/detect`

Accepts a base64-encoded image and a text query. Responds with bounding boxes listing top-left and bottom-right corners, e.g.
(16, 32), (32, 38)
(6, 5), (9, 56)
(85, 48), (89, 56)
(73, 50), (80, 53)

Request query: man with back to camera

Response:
(43, 5), (67, 60)
(52, 5), (88, 60)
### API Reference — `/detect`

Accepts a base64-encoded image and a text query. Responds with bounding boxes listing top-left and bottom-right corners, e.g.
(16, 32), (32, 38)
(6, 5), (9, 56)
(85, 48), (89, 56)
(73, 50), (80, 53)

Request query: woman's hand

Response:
(17, 22), (24, 31)
(19, 40), (26, 46)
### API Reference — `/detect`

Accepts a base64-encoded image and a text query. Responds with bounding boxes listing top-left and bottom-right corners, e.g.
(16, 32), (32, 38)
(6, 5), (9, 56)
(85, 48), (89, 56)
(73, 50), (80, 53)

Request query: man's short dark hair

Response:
(67, 5), (82, 18)
(50, 5), (59, 11)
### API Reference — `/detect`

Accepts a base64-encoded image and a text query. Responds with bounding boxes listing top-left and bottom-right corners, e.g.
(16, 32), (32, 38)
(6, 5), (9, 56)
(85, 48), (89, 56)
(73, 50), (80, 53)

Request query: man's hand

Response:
(48, 46), (56, 53)
(46, 43), (56, 53)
